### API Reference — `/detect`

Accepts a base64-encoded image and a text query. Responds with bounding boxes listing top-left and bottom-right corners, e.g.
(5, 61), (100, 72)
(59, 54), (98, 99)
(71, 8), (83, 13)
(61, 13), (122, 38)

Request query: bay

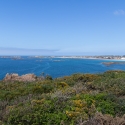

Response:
(0, 57), (125, 80)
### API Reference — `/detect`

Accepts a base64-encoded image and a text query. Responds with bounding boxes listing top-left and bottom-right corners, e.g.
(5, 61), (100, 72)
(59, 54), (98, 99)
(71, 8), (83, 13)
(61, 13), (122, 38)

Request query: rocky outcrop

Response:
(102, 62), (115, 66)
(102, 62), (125, 66)
(4, 73), (37, 82)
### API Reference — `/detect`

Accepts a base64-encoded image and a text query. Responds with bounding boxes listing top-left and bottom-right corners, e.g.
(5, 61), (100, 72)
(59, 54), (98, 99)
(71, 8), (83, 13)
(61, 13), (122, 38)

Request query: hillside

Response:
(1, 70), (125, 125)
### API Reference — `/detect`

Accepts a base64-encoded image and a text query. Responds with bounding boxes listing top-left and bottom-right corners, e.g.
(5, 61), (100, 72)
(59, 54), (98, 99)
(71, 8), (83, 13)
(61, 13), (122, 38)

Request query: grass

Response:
(0, 70), (125, 124)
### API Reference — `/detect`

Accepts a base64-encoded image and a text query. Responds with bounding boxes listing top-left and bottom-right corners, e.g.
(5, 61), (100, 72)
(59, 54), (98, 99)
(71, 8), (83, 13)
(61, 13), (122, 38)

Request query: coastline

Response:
(56, 57), (125, 61)
(0, 56), (125, 80)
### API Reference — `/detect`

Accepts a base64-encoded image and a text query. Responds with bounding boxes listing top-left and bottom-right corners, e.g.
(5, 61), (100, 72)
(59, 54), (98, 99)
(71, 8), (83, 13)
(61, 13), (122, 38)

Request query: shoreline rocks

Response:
(4, 73), (37, 82)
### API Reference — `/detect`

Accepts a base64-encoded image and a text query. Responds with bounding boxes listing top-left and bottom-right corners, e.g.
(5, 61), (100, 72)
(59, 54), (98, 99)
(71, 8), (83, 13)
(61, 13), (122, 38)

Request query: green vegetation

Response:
(1, 70), (125, 124)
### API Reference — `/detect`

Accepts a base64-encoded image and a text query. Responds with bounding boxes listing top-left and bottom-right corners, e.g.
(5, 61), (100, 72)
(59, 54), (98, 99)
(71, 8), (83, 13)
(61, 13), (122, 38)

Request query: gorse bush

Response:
(0, 70), (125, 124)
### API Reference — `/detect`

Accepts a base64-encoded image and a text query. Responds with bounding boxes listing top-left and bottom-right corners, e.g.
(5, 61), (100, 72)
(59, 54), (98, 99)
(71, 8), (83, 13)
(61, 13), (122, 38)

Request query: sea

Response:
(0, 56), (125, 80)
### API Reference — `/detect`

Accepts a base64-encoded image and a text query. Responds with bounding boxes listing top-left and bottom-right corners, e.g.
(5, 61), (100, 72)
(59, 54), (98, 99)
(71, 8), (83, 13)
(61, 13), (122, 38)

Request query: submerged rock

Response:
(4, 73), (37, 82)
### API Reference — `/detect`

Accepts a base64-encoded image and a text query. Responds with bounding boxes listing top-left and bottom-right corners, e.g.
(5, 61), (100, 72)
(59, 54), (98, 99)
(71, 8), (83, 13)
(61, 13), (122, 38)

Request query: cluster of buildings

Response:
(55, 55), (125, 60)
(0, 55), (125, 60)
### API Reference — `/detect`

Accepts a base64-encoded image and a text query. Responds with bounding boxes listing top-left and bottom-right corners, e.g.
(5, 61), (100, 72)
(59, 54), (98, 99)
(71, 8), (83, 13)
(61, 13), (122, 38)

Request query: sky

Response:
(0, 0), (125, 56)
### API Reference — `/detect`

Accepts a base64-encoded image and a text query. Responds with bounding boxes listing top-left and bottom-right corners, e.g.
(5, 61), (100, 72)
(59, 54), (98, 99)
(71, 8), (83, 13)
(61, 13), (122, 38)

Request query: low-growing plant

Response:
(1, 71), (125, 124)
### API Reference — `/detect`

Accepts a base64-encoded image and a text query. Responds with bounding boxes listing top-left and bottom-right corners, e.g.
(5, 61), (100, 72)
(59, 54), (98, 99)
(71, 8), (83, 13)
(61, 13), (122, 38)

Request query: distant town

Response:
(0, 55), (125, 60)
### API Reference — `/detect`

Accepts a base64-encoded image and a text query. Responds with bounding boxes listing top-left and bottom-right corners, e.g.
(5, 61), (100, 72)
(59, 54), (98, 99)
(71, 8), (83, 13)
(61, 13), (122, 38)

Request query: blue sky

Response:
(0, 0), (125, 56)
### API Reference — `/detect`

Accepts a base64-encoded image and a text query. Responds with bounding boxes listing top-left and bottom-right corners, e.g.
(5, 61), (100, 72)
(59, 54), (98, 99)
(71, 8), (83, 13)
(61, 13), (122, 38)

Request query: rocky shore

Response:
(3, 73), (37, 82)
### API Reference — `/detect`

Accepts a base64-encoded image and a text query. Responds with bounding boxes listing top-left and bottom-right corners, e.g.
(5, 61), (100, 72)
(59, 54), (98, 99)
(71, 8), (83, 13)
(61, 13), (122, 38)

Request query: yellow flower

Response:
(66, 110), (69, 114)
(76, 94), (80, 98)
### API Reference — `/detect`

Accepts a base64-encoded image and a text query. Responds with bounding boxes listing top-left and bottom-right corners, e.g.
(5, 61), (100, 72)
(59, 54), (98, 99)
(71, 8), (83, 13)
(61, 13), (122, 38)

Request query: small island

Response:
(102, 61), (125, 66)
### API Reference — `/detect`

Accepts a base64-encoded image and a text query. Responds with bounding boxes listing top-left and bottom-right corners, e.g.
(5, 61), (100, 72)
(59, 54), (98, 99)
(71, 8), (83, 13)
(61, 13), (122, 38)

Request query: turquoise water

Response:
(0, 57), (125, 80)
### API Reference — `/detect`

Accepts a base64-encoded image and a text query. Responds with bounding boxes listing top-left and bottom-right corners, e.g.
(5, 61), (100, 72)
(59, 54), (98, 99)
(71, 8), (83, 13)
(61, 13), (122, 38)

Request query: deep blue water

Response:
(0, 57), (125, 80)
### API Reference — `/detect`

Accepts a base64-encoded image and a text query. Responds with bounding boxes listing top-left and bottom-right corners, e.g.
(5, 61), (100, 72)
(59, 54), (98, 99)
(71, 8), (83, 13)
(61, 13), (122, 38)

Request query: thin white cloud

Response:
(0, 47), (59, 55)
(114, 10), (125, 15)
(0, 47), (59, 52)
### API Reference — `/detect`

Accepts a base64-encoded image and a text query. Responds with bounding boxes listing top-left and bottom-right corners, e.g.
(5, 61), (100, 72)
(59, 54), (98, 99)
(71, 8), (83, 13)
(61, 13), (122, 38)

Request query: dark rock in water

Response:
(102, 62), (125, 66)
(4, 73), (37, 82)
(102, 62), (115, 66)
